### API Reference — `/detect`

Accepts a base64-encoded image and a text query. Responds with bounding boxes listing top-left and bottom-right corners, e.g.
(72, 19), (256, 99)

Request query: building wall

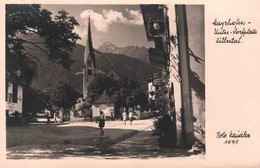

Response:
(15, 85), (23, 113)
(6, 82), (23, 114)
(168, 4), (183, 147)
(106, 69), (120, 81)
(168, 5), (205, 143)
(186, 5), (205, 142)
(148, 81), (156, 100)
(92, 103), (115, 118)
(84, 57), (95, 99)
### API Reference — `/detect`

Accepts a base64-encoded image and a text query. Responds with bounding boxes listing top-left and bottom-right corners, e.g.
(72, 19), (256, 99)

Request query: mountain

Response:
(97, 41), (150, 64)
(31, 43), (160, 94)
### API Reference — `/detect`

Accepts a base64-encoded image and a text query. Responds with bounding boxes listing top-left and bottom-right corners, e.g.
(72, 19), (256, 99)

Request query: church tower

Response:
(83, 16), (95, 100)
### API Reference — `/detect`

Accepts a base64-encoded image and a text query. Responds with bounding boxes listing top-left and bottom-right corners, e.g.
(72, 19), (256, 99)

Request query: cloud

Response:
(73, 26), (87, 44)
(126, 8), (143, 25)
(80, 9), (109, 32)
(80, 9), (143, 32)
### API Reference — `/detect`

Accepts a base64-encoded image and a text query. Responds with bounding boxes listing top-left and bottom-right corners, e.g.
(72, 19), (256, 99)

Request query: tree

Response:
(90, 76), (119, 100)
(134, 89), (150, 111)
(49, 81), (79, 109)
(89, 76), (149, 113)
(6, 4), (80, 85)
(155, 85), (170, 113)
(23, 87), (46, 116)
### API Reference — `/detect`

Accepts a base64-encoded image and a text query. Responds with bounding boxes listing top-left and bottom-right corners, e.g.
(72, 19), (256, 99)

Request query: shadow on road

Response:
(7, 123), (204, 159)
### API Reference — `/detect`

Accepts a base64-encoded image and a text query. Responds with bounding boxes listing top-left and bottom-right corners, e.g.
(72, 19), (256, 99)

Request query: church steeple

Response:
(84, 16), (95, 67)
(83, 15), (96, 100)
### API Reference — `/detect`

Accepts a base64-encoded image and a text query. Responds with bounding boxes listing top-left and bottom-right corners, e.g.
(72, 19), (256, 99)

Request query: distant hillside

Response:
(31, 43), (160, 94)
(98, 41), (150, 64)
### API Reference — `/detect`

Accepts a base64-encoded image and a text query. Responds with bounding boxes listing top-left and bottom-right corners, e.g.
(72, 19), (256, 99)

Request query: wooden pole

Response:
(175, 5), (194, 148)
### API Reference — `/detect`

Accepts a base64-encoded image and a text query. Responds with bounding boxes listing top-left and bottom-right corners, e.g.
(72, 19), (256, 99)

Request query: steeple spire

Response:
(83, 15), (96, 100)
(84, 15), (95, 67)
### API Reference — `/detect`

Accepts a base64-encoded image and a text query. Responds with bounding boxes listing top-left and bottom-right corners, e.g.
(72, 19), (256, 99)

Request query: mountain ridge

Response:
(31, 43), (160, 94)
(97, 41), (150, 64)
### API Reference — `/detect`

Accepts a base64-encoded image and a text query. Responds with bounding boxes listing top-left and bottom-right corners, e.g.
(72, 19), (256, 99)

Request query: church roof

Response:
(84, 16), (96, 67)
(105, 66), (121, 78)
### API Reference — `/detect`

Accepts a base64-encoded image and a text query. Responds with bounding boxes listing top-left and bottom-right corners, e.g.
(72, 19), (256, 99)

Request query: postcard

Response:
(1, 0), (260, 167)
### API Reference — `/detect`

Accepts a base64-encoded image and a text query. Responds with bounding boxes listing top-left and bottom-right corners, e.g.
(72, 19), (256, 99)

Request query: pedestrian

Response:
(45, 108), (51, 124)
(90, 108), (93, 122)
(98, 111), (105, 135)
(129, 111), (134, 125)
(54, 110), (57, 123)
(110, 111), (115, 121)
(122, 110), (127, 125)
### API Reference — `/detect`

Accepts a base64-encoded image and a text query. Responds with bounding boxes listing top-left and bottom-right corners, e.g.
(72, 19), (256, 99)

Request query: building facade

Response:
(105, 67), (121, 81)
(6, 79), (23, 116)
(141, 4), (205, 148)
(91, 92), (115, 119)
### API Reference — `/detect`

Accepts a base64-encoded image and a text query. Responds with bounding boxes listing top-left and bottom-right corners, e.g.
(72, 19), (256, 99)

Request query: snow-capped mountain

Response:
(98, 41), (119, 53)
(98, 41), (150, 64)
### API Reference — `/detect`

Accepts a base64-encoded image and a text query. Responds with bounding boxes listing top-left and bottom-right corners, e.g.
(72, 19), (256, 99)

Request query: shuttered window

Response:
(12, 83), (18, 103)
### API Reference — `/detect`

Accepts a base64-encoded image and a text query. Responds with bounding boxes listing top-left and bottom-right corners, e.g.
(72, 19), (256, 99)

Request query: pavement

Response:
(6, 119), (204, 159)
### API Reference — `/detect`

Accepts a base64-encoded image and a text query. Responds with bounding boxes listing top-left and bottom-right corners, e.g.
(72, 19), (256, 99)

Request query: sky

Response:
(42, 5), (154, 48)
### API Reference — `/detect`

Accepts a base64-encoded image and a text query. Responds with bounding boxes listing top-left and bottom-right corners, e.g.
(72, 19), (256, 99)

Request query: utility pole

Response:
(175, 5), (194, 148)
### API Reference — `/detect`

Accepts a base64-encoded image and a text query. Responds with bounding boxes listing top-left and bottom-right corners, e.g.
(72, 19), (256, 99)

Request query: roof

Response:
(92, 91), (115, 104)
(105, 66), (121, 78)
(84, 16), (96, 67)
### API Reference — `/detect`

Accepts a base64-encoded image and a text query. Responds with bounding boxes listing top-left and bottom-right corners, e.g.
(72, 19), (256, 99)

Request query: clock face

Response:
(148, 19), (164, 37)
(153, 22), (161, 30)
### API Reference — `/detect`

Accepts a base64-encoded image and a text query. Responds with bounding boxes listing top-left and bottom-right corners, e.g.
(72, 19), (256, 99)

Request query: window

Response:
(6, 110), (9, 116)
(12, 83), (18, 103)
(5, 81), (8, 101)
(88, 69), (92, 75)
(88, 59), (92, 66)
(8, 93), (13, 103)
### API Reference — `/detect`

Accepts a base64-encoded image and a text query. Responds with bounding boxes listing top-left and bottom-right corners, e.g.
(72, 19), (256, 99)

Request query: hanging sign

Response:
(141, 5), (166, 41)
(149, 48), (169, 67)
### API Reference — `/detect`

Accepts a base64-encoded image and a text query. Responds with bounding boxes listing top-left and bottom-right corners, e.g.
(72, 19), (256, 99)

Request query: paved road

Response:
(7, 119), (153, 159)
(6, 119), (204, 159)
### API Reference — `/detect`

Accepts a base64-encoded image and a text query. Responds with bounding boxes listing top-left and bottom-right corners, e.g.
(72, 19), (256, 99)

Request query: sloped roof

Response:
(105, 66), (121, 78)
(84, 16), (96, 67)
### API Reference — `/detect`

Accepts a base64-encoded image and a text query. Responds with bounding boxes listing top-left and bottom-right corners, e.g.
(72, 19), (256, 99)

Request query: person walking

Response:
(54, 110), (57, 123)
(122, 110), (127, 125)
(129, 111), (134, 125)
(45, 108), (51, 124)
(98, 111), (105, 135)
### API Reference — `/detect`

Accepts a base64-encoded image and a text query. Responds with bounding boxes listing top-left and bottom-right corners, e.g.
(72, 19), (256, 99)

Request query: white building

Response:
(141, 4), (205, 148)
(91, 91), (115, 119)
(6, 80), (23, 116)
(148, 80), (156, 100)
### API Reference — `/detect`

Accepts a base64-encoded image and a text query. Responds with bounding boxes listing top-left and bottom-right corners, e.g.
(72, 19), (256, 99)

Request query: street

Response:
(6, 119), (204, 159)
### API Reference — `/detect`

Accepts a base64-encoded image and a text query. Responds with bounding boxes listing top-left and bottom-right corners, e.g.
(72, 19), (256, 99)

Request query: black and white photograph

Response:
(5, 3), (205, 160)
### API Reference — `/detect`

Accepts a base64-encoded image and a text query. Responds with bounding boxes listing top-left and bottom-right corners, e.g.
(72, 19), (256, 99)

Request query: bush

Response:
(154, 113), (177, 148)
